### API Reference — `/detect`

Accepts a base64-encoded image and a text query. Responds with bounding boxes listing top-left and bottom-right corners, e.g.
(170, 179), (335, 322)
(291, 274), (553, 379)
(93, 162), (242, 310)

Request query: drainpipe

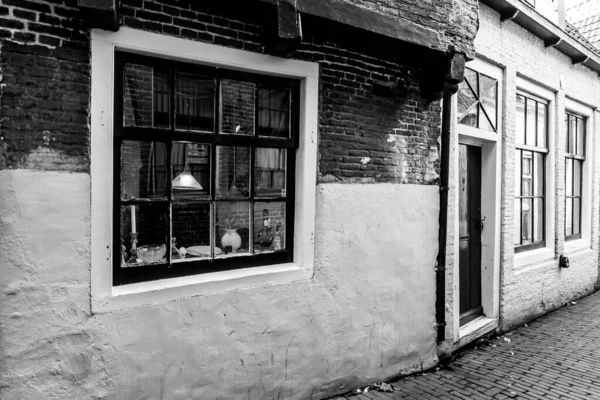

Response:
(434, 53), (465, 343)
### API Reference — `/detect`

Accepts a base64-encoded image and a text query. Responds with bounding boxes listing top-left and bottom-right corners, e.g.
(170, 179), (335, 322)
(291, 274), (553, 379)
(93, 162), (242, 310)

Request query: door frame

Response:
(446, 57), (503, 347)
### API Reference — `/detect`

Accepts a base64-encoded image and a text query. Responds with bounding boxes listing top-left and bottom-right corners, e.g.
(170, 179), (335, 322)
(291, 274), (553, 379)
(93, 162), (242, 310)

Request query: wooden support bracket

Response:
(265, 0), (302, 57)
(78, 0), (119, 31)
(572, 56), (589, 65)
(420, 52), (466, 101)
(501, 8), (519, 22)
(544, 36), (561, 48)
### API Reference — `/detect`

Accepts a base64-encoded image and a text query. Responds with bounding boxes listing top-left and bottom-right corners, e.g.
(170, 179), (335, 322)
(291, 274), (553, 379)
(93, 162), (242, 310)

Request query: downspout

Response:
(434, 53), (465, 343)
(435, 91), (452, 343)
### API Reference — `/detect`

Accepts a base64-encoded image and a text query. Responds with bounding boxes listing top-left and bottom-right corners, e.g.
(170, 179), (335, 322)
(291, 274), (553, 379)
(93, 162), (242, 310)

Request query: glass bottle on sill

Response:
(171, 237), (181, 260)
(273, 223), (282, 251)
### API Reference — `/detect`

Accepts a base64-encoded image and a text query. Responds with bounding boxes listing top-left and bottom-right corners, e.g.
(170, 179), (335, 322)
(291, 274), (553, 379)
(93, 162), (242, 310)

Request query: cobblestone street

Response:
(340, 290), (600, 400)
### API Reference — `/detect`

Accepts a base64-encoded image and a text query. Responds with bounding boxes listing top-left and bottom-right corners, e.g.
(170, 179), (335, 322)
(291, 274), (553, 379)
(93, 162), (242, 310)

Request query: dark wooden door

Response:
(459, 144), (483, 326)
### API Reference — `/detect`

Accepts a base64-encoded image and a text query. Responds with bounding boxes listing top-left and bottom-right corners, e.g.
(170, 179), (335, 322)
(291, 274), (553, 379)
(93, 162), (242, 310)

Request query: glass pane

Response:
(565, 158), (573, 196)
(569, 115), (576, 154)
(478, 104), (494, 132)
(537, 103), (546, 148)
(153, 69), (170, 128)
(514, 149), (521, 197)
(522, 151), (532, 196)
(521, 198), (532, 245)
(533, 152), (544, 196)
(258, 87), (291, 138)
(220, 79), (255, 135)
(574, 160), (582, 197)
(121, 140), (168, 199)
(516, 95), (526, 145)
(172, 143), (210, 198)
(253, 202), (286, 254)
(566, 198), (573, 236)
(215, 202), (250, 256)
(514, 199), (521, 246)
(120, 203), (167, 266)
(479, 75), (497, 131)
(175, 73), (214, 132)
(216, 146), (250, 198)
(255, 148), (287, 198)
(573, 198), (581, 235)
(457, 68), (478, 124)
(577, 117), (585, 156)
(172, 203), (211, 261)
(124, 63), (158, 128)
(565, 115), (569, 151)
(533, 198), (543, 243)
(526, 98), (536, 146)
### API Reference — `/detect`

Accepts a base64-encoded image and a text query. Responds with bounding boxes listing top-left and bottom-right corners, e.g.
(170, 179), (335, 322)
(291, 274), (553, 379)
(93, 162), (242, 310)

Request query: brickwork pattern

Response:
(0, 0), (89, 171)
(121, 0), (448, 184)
(341, 290), (600, 400)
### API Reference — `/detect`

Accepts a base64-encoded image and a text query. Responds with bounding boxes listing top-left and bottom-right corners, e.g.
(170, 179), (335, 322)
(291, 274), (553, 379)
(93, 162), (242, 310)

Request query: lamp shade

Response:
(172, 170), (203, 190)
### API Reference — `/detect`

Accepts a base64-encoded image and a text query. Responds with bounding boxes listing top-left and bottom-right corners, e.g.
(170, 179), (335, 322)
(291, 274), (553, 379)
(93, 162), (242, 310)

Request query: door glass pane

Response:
(521, 198), (532, 244)
(537, 103), (546, 148)
(216, 146), (250, 198)
(514, 199), (521, 246)
(459, 145), (469, 236)
(566, 198), (573, 236)
(533, 198), (543, 243)
(175, 72), (214, 132)
(172, 143), (210, 198)
(514, 149), (521, 197)
(526, 98), (536, 146)
(215, 201), (250, 256)
(522, 151), (532, 196)
(255, 148), (287, 198)
(479, 76), (497, 131)
(533, 152), (544, 196)
(258, 87), (291, 138)
(516, 95), (526, 145)
(124, 63), (160, 128)
(220, 79), (255, 135)
(573, 198), (581, 235)
(574, 160), (582, 196)
(121, 140), (168, 199)
(120, 203), (167, 267)
(566, 158), (573, 196)
(577, 117), (585, 156)
(253, 202), (286, 254)
(172, 203), (211, 261)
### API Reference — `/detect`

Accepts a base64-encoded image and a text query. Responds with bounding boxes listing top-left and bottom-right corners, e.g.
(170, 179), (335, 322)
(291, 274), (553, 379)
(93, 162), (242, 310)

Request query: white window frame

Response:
(90, 28), (318, 313)
(514, 76), (556, 267)
(564, 98), (594, 254)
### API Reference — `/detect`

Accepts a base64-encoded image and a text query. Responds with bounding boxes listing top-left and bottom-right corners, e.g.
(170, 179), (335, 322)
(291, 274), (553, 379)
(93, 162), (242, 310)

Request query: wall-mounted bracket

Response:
(544, 36), (561, 48)
(77, 0), (119, 32)
(265, 0), (303, 57)
(501, 8), (519, 22)
(421, 52), (466, 101)
(572, 56), (589, 65)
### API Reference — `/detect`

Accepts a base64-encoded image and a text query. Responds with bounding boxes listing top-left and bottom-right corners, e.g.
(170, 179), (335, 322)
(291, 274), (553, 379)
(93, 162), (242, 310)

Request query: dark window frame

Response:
(565, 112), (585, 241)
(514, 92), (548, 253)
(113, 52), (300, 286)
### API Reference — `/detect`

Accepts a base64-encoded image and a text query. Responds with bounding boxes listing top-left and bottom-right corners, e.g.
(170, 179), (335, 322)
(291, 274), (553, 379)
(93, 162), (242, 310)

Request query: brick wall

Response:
(0, 0), (89, 171)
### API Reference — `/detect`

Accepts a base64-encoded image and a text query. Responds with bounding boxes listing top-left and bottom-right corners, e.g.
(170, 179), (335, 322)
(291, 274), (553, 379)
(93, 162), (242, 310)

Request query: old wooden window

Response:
(457, 67), (498, 132)
(565, 113), (585, 240)
(114, 52), (299, 285)
(514, 92), (548, 252)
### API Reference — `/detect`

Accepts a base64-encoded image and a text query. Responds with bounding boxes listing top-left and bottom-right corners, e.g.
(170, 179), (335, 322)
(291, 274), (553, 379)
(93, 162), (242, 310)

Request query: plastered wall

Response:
(0, 171), (439, 399)
(475, 4), (600, 330)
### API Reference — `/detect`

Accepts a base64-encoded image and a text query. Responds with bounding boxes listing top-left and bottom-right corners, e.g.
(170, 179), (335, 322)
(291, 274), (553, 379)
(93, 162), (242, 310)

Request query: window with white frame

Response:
(90, 28), (317, 310)
(514, 92), (548, 252)
(565, 112), (585, 240)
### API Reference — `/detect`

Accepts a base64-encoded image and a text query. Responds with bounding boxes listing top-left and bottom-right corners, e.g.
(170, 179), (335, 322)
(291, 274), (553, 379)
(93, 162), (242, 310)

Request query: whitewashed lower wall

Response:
(0, 170), (440, 399)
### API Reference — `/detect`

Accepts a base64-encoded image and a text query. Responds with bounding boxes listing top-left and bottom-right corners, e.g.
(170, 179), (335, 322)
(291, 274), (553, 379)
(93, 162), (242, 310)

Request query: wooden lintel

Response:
(78, 0), (119, 31)
(500, 8), (519, 22)
(572, 56), (589, 65)
(544, 36), (561, 48)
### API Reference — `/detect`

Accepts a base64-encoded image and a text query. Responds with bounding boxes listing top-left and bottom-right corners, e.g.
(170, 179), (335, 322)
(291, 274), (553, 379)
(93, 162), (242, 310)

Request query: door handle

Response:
(471, 216), (485, 232)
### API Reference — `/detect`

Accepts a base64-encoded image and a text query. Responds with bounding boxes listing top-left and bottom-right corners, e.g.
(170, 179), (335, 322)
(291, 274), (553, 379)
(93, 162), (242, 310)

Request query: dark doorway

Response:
(459, 144), (483, 326)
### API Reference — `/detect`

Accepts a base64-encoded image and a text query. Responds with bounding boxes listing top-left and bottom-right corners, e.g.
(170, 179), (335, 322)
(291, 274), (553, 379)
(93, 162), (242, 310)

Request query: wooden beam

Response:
(572, 56), (589, 65)
(544, 36), (561, 48)
(421, 52), (466, 101)
(78, 0), (119, 31)
(265, 0), (302, 57)
(501, 8), (519, 22)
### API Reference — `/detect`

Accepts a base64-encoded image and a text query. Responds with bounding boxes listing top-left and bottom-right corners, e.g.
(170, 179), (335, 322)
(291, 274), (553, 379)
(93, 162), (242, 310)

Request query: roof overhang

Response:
(481, 0), (600, 76)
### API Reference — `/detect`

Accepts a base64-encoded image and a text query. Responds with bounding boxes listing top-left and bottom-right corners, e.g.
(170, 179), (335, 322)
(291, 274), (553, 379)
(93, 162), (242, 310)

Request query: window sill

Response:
(564, 238), (591, 256)
(514, 246), (555, 269)
(92, 262), (312, 313)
